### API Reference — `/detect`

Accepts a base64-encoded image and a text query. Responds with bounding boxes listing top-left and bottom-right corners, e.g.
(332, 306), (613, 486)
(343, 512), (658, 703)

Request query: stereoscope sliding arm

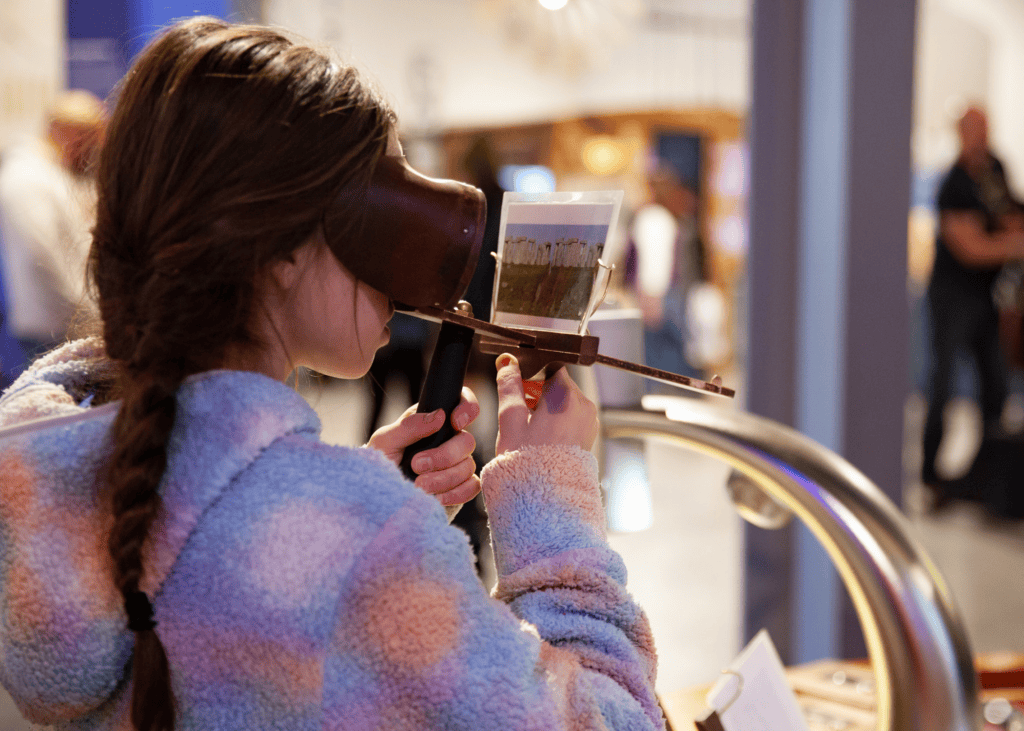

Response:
(408, 305), (737, 397)
(601, 402), (980, 731)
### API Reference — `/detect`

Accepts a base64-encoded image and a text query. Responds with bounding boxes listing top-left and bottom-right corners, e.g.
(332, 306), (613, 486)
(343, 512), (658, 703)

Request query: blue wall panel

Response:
(67, 0), (130, 99)
(67, 0), (230, 100)
(129, 0), (230, 59)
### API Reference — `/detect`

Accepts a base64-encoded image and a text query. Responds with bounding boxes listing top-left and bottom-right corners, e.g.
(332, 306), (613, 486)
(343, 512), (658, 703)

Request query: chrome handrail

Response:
(602, 403), (980, 731)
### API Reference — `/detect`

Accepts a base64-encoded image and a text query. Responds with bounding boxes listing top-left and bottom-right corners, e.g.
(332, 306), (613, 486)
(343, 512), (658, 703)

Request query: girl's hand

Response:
(494, 354), (599, 456)
(367, 387), (481, 507)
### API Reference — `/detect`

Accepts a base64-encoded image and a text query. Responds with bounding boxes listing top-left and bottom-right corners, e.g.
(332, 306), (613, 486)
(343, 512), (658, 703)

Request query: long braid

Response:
(101, 260), (213, 729)
(106, 369), (180, 731)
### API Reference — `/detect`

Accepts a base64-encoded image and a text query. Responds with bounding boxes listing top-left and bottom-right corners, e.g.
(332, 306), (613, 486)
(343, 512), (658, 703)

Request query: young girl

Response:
(0, 17), (663, 731)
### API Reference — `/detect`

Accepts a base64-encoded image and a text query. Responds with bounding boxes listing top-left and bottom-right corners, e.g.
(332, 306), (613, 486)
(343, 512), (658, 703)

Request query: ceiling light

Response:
(481, 0), (642, 75)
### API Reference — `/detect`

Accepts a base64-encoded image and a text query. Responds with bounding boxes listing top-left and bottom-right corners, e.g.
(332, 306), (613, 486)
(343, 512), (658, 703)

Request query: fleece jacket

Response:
(0, 338), (663, 730)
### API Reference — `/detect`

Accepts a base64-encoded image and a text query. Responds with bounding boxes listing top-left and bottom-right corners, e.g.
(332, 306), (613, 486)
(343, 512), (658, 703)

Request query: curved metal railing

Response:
(602, 402), (980, 731)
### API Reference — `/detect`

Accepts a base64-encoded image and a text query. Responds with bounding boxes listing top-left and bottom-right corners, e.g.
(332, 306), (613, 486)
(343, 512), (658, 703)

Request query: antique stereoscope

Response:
(324, 154), (734, 478)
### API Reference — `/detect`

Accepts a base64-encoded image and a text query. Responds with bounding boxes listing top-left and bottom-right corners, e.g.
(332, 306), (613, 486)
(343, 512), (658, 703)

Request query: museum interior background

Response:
(2, 0), (1024, 725)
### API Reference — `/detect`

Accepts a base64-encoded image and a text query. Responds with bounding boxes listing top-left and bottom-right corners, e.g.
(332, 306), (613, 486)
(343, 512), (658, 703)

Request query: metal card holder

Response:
(694, 670), (744, 731)
(693, 710), (726, 731)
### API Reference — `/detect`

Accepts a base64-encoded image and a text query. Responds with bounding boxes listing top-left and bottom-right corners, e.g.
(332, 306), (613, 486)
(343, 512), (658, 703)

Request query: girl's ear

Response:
(269, 241), (317, 293)
(268, 253), (299, 293)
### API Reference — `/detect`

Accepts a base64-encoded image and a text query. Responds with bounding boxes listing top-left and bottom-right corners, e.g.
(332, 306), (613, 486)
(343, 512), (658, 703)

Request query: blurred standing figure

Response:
(922, 105), (1024, 502)
(461, 136), (503, 324)
(625, 163), (708, 382)
(0, 90), (104, 364)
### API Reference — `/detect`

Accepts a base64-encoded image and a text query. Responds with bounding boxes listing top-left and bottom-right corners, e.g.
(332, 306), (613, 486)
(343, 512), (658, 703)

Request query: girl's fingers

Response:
(416, 455), (477, 496)
(402, 407), (446, 439)
(436, 474), (482, 507)
(370, 407), (444, 451)
(409, 430), (476, 474)
(450, 387), (480, 431)
(495, 354), (528, 450)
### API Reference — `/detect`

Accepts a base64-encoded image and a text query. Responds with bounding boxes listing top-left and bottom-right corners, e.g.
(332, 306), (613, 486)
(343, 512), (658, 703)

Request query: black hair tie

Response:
(126, 590), (157, 632)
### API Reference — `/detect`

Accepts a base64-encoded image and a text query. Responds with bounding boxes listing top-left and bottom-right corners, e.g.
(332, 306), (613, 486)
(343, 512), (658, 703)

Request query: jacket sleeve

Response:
(323, 445), (664, 731)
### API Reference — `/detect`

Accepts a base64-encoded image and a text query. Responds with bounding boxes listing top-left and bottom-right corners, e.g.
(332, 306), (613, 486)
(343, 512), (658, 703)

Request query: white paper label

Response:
(705, 630), (811, 731)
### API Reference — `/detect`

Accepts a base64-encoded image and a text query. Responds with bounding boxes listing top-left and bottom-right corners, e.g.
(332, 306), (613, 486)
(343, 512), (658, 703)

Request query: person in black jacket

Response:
(922, 105), (1024, 506)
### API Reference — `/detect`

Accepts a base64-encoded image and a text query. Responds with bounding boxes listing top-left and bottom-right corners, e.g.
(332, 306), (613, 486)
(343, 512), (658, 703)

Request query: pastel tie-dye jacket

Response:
(0, 339), (664, 730)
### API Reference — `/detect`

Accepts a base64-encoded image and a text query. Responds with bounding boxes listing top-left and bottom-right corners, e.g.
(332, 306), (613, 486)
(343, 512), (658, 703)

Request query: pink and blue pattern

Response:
(0, 339), (664, 730)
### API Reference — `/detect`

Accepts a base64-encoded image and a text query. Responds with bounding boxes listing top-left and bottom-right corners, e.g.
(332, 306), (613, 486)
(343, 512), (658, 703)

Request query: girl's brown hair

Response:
(89, 17), (393, 730)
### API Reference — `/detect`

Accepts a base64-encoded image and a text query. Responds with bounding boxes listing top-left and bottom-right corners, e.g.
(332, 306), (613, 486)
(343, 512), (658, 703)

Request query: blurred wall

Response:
(126, 0), (230, 59)
(0, 0), (64, 151)
(746, 0), (916, 664)
(265, 0), (748, 132)
(67, 0), (130, 102)
(67, 0), (231, 104)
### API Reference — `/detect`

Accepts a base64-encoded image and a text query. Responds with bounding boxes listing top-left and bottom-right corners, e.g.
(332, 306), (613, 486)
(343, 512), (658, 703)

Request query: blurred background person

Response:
(0, 89), (104, 368)
(461, 136), (503, 329)
(624, 161), (709, 386)
(921, 104), (1024, 507)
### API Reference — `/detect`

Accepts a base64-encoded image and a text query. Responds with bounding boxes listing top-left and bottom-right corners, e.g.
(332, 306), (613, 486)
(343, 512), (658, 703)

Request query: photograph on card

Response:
(497, 222), (607, 319)
(492, 192), (623, 333)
